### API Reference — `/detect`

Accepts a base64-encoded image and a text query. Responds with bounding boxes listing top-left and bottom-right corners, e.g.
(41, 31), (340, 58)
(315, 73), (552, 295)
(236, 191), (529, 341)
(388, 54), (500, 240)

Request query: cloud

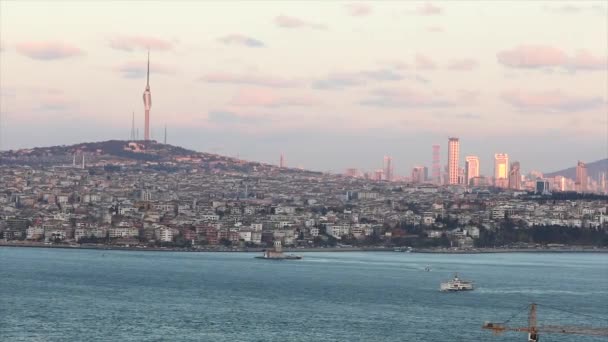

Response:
(313, 69), (405, 90)
(416, 3), (442, 15)
(230, 88), (318, 107)
(568, 51), (608, 70)
(201, 73), (299, 87)
(497, 45), (607, 71)
(312, 73), (364, 89)
(427, 26), (444, 33)
(360, 88), (455, 108)
(345, 3), (372, 16)
(415, 54), (437, 69)
(274, 15), (327, 30)
(218, 34), (265, 48)
(501, 89), (605, 112)
(108, 35), (175, 52)
(447, 58), (479, 71)
(313, 68), (430, 90)
(15, 41), (83, 60)
(544, 4), (607, 14)
(114, 61), (176, 79)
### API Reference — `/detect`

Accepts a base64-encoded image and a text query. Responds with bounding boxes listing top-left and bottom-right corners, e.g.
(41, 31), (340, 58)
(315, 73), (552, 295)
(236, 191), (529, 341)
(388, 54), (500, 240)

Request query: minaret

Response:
(164, 125), (167, 144)
(142, 50), (152, 141)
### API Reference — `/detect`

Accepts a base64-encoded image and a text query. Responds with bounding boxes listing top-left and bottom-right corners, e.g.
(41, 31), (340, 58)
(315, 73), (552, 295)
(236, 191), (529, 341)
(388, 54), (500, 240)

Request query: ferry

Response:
(440, 273), (474, 292)
(255, 241), (302, 260)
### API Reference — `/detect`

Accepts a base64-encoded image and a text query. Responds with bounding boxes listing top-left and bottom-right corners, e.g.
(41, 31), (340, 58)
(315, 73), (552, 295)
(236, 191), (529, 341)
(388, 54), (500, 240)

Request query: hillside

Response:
(0, 140), (322, 175)
(545, 159), (608, 179)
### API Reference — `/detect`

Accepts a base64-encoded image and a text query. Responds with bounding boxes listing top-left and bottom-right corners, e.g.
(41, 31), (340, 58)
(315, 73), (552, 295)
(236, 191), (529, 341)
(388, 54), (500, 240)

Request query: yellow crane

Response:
(482, 303), (608, 342)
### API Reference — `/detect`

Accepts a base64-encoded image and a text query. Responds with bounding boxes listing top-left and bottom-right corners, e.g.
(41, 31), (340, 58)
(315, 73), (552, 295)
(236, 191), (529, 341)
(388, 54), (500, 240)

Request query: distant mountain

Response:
(0, 140), (321, 175)
(545, 159), (608, 179)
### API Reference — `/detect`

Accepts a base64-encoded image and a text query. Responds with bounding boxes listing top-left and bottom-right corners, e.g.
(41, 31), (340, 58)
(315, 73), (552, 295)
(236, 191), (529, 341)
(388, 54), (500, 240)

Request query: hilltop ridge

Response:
(0, 140), (322, 176)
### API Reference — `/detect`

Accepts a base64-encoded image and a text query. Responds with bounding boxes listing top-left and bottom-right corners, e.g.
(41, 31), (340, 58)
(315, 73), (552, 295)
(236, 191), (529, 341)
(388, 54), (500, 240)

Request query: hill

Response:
(545, 159), (608, 179)
(0, 140), (322, 175)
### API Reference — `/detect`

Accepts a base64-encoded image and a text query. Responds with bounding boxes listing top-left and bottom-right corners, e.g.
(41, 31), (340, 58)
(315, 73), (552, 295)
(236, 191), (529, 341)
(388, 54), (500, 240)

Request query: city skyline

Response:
(0, 1), (607, 174)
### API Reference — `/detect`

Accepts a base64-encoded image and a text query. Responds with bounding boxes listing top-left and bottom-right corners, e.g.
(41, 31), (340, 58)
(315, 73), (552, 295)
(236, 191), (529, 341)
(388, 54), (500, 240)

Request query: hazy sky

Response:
(1, 1), (606, 175)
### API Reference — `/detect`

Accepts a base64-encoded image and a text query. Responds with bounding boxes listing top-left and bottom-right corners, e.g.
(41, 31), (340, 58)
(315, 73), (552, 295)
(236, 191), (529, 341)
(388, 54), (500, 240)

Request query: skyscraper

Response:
(576, 161), (587, 193)
(508, 161), (521, 190)
(142, 50), (152, 141)
(411, 166), (425, 184)
(447, 138), (459, 185)
(279, 153), (285, 168)
(494, 153), (509, 188)
(465, 156), (479, 186)
(384, 156), (393, 182)
(432, 144), (441, 185)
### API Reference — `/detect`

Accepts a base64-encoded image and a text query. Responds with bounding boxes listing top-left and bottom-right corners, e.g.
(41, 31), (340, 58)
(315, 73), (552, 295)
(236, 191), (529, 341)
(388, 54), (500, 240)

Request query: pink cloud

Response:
(416, 3), (442, 15)
(114, 61), (176, 79)
(497, 45), (606, 71)
(218, 34), (265, 47)
(201, 73), (299, 87)
(15, 41), (83, 60)
(447, 58), (479, 71)
(230, 88), (317, 107)
(415, 54), (437, 69)
(497, 45), (567, 68)
(275, 15), (327, 30)
(501, 89), (605, 112)
(569, 50), (607, 70)
(345, 3), (373, 16)
(108, 35), (174, 52)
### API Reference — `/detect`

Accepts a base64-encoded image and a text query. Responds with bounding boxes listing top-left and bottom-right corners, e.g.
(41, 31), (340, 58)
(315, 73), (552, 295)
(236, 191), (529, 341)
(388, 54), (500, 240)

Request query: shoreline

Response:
(1, 242), (607, 254)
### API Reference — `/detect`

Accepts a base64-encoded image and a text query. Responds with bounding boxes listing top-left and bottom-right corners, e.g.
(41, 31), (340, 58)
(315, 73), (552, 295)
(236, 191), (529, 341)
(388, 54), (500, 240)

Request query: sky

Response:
(0, 1), (607, 176)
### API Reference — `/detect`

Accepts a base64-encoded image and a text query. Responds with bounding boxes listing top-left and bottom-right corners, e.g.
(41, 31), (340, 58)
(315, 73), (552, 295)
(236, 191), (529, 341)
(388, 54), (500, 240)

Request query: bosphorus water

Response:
(1, 248), (607, 341)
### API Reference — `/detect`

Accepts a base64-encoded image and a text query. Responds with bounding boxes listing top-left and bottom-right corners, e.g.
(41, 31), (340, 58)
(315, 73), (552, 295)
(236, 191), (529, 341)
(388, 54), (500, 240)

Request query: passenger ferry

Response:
(440, 273), (474, 292)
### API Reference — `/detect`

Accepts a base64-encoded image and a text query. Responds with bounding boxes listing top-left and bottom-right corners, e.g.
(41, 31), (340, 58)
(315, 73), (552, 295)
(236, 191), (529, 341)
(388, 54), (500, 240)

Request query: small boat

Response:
(424, 265), (431, 272)
(440, 273), (474, 292)
(255, 241), (302, 260)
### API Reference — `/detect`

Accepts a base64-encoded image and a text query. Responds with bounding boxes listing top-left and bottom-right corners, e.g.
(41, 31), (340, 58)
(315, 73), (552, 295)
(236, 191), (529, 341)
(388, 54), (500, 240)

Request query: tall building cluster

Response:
(341, 138), (601, 194)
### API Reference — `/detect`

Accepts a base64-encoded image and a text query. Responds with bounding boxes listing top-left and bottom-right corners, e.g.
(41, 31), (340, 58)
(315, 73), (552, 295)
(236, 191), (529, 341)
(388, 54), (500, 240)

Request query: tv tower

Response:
(142, 50), (152, 141)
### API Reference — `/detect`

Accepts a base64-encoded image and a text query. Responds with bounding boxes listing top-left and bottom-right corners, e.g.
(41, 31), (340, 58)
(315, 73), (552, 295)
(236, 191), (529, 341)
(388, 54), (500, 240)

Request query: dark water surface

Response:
(1, 248), (607, 341)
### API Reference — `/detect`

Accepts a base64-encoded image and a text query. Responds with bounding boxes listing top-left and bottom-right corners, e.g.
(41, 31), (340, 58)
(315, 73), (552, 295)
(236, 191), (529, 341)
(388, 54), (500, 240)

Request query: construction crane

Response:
(483, 303), (608, 342)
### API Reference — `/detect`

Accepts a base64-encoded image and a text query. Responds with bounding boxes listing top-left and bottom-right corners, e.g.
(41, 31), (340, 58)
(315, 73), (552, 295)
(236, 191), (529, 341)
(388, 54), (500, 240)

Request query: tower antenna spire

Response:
(130, 111), (135, 140)
(146, 49), (150, 88)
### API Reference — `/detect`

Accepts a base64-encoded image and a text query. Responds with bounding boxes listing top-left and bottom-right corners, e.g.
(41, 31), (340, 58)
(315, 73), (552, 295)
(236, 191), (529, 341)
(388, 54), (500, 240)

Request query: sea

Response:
(1, 248), (607, 342)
